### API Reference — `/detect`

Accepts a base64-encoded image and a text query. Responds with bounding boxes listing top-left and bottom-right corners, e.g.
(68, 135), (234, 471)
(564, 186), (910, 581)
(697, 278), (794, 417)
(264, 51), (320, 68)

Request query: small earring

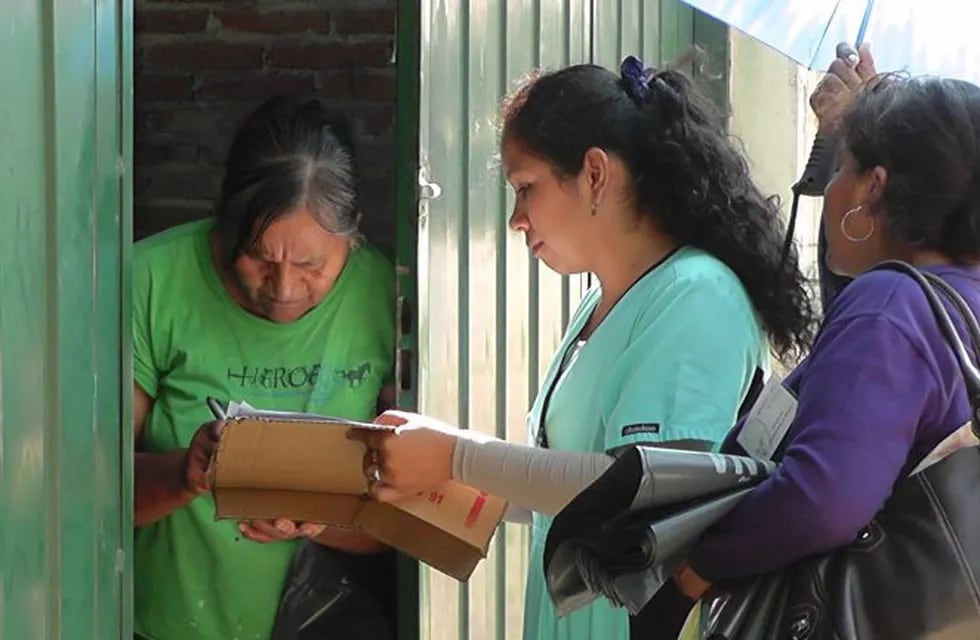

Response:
(590, 202), (598, 216)
(841, 204), (874, 243)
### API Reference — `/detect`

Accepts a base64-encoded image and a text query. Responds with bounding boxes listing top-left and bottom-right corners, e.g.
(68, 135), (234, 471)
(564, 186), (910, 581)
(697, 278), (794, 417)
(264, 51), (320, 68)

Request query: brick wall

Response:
(133, 0), (398, 248)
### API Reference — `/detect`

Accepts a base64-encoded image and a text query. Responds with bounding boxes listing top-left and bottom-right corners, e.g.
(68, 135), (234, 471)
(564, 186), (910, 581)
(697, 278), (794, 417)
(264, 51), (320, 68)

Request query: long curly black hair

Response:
(502, 62), (816, 360)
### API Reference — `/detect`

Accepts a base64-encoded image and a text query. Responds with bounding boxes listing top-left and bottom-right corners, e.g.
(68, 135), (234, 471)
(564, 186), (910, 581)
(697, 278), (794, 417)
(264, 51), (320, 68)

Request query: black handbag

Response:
(271, 540), (397, 640)
(703, 262), (980, 640)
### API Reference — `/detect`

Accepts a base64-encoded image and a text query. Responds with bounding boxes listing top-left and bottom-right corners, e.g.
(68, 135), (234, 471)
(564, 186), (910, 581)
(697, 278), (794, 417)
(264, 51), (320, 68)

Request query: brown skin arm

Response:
(674, 562), (712, 600)
(133, 383), (198, 527)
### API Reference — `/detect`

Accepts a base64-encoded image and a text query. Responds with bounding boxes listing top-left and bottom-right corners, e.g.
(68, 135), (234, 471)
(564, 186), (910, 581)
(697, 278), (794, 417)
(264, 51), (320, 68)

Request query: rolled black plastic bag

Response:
(544, 446), (775, 616)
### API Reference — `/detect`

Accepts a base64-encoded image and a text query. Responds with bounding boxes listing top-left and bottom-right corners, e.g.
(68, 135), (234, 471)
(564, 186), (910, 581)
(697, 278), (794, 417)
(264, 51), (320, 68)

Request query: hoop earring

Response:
(841, 205), (874, 243)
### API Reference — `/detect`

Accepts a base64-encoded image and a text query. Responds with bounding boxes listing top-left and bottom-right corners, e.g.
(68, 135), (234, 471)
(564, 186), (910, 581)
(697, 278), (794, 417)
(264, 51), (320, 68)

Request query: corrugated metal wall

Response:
(414, 2), (721, 638)
(0, 0), (133, 638)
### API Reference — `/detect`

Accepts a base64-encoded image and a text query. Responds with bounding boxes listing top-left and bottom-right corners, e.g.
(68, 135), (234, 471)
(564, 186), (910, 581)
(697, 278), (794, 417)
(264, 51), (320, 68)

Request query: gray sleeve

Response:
(451, 436), (614, 517)
(452, 433), (720, 518)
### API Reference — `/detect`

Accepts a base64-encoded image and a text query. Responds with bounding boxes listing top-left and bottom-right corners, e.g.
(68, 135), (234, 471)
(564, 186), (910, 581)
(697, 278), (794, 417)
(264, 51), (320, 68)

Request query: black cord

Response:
(781, 190), (802, 268)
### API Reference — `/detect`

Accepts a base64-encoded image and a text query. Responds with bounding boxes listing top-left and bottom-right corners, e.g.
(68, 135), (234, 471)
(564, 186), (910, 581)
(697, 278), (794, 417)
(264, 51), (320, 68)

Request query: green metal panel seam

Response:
(95, 0), (119, 634)
(118, 0), (135, 635)
(496, 6), (520, 638)
(395, 0), (421, 638)
(458, 2), (472, 637)
(494, 5), (510, 636)
(395, 0), (420, 416)
(40, 0), (63, 633)
(54, 0), (100, 630)
(527, 0), (542, 419)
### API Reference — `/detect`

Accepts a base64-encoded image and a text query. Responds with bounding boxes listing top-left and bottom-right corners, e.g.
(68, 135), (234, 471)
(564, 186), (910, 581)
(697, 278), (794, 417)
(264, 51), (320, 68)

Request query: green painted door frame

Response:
(0, 0), (133, 638)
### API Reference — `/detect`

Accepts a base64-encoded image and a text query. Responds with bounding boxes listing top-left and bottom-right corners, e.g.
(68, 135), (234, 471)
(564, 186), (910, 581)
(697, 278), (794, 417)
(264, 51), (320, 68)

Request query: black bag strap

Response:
(874, 261), (980, 438)
(921, 271), (980, 363)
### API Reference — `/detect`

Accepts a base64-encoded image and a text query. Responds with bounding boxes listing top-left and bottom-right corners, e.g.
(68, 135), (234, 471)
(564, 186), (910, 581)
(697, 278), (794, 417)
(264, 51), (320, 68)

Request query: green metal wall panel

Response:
(0, 0), (132, 638)
(416, 2), (589, 638)
(412, 2), (729, 638)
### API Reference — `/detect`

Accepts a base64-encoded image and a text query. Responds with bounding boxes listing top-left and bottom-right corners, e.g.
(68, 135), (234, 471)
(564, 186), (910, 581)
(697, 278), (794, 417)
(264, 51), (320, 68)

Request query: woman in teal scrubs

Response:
(353, 57), (816, 640)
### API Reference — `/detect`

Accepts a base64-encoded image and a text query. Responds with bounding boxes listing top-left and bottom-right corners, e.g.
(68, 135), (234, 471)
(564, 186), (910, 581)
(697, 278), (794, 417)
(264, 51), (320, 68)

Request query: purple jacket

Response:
(688, 264), (980, 581)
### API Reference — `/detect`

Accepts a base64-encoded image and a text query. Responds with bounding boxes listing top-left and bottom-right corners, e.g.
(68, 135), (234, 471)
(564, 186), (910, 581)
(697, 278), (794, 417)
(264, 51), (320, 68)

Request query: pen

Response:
(206, 396), (227, 420)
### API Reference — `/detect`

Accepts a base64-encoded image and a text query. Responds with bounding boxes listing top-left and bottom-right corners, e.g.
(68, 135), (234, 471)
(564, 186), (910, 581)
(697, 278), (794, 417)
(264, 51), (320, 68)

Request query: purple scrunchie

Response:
(620, 55), (656, 103)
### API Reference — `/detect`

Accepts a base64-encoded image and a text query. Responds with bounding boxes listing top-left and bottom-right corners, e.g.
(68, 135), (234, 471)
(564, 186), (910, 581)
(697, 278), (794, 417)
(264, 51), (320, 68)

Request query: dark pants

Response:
(629, 581), (696, 640)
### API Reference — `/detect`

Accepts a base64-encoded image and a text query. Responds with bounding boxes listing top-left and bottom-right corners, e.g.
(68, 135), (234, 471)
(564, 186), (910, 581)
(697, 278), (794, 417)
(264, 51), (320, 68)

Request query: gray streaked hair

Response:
(215, 94), (363, 262)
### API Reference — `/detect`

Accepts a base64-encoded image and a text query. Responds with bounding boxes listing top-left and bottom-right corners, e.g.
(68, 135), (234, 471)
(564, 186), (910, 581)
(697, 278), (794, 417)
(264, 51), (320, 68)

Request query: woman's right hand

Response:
(182, 420), (225, 495)
(347, 411), (459, 503)
(811, 42), (877, 136)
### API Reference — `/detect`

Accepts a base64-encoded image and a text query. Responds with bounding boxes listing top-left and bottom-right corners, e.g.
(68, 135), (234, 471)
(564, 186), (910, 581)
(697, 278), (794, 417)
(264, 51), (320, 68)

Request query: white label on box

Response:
(737, 374), (798, 461)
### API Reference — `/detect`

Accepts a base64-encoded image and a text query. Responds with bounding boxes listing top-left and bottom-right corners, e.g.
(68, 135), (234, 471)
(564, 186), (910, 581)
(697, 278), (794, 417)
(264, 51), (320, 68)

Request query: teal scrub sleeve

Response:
(599, 276), (763, 453)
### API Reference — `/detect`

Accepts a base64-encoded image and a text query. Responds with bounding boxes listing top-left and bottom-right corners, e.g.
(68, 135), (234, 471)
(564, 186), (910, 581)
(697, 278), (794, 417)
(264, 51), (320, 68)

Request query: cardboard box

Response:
(209, 414), (507, 581)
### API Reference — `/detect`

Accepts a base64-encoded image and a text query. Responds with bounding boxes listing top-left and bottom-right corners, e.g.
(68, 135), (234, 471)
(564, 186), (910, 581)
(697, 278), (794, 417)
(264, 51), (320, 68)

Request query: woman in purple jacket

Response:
(676, 75), (980, 600)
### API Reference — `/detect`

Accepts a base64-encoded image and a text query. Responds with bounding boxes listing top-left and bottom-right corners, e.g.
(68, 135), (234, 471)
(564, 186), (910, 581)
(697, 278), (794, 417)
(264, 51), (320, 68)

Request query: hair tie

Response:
(620, 55), (657, 104)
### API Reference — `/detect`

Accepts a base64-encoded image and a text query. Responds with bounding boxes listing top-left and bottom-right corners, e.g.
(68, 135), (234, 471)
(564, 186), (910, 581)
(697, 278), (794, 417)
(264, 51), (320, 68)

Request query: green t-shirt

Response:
(522, 247), (767, 640)
(132, 219), (395, 640)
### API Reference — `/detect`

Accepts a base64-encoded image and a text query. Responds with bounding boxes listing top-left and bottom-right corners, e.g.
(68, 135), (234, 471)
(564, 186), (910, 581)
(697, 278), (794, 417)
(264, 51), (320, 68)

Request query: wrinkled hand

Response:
(346, 410), (459, 503)
(237, 518), (327, 543)
(182, 420), (225, 495)
(674, 563), (713, 600)
(811, 42), (877, 135)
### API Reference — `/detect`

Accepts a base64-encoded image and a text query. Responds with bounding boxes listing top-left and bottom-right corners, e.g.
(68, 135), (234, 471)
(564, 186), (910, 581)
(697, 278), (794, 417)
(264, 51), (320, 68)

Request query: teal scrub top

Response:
(522, 246), (767, 640)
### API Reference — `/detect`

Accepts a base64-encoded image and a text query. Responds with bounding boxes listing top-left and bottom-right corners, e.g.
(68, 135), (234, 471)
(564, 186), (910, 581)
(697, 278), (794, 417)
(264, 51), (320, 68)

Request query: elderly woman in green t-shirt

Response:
(132, 95), (396, 640)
